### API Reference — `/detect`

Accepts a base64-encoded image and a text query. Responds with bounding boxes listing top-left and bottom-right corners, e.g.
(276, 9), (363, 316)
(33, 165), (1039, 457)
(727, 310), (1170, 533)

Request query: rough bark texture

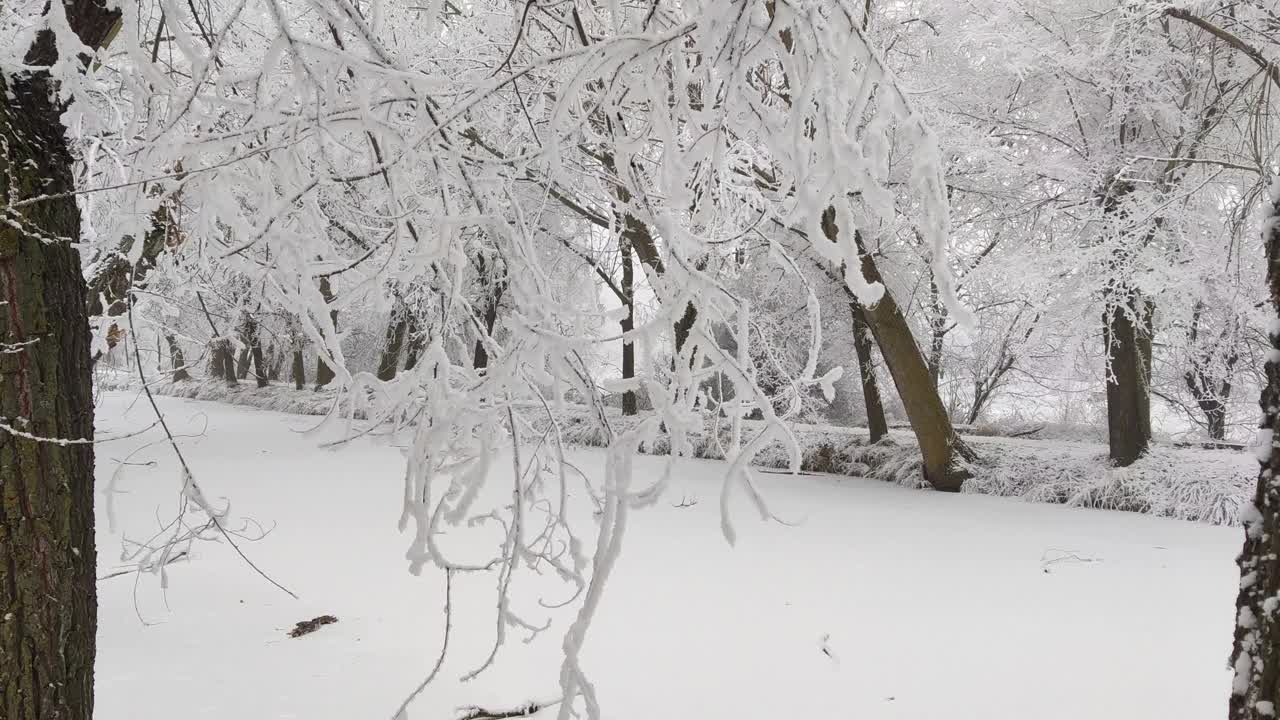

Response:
(824, 209), (973, 491)
(850, 301), (888, 443)
(1103, 289), (1152, 466)
(1097, 175), (1154, 467)
(1, 3), (120, 717)
(314, 276), (337, 389)
(1227, 180), (1280, 720)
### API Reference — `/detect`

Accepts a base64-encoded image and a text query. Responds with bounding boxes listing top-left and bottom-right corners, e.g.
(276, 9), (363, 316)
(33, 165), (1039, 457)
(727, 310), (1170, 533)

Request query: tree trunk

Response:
(1188, 369), (1233, 442)
(292, 350), (305, 390)
(0, 4), (120, 715)
(1103, 289), (1152, 466)
(1205, 401), (1227, 441)
(608, 172), (699, 365)
(236, 314), (267, 388)
(235, 346), (251, 380)
(85, 203), (171, 361)
(404, 318), (425, 372)
(471, 256), (505, 372)
(472, 287), (501, 371)
(825, 209), (973, 490)
(250, 344), (268, 389)
(927, 276), (947, 388)
(266, 344), (282, 382)
(1227, 177), (1280, 720)
(377, 314), (408, 381)
(209, 340), (225, 377)
(673, 302), (697, 357)
(214, 339), (238, 386)
(1185, 304), (1237, 442)
(166, 334), (190, 381)
(621, 233), (637, 416)
(315, 276), (337, 389)
(851, 300), (889, 443)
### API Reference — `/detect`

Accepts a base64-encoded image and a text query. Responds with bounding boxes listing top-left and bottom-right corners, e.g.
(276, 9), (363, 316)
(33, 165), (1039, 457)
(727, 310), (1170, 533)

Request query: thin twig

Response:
(126, 294), (298, 599)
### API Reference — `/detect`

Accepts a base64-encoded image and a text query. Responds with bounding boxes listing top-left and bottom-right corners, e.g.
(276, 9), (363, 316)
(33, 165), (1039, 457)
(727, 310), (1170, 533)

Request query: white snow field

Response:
(93, 390), (1242, 720)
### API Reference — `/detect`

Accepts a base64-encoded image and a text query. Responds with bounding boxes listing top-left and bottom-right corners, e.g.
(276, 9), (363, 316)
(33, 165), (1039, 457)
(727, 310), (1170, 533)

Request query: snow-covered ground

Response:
(94, 390), (1242, 719)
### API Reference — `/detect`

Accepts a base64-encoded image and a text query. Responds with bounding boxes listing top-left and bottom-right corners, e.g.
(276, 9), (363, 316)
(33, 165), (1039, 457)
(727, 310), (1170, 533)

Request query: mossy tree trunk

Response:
(0, 3), (120, 718)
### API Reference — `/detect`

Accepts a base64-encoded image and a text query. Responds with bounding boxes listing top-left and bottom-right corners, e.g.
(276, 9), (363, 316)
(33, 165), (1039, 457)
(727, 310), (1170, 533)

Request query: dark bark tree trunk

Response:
(214, 339), (238, 386)
(472, 299), (499, 370)
(1103, 288), (1152, 466)
(250, 344), (268, 389)
(606, 159), (699, 365)
(0, 4), (120, 718)
(235, 345), (251, 380)
(1096, 175), (1153, 467)
(235, 313), (267, 387)
(265, 344), (282, 382)
(209, 340), (226, 378)
(1227, 179), (1280, 720)
(1187, 370), (1233, 442)
(621, 233), (637, 416)
(824, 209), (974, 491)
(1185, 303), (1237, 442)
(673, 302), (697, 357)
(471, 256), (505, 372)
(85, 203), (171, 361)
(315, 276), (337, 389)
(292, 350), (305, 390)
(850, 300), (888, 443)
(377, 314), (408, 381)
(166, 334), (190, 381)
(927, 276), (947, 388)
